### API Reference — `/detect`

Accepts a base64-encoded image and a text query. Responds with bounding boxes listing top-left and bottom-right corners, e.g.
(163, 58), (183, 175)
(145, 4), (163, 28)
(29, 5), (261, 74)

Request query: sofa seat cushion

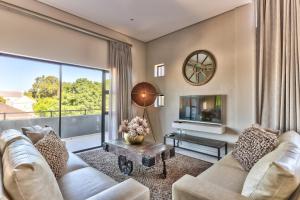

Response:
(197, 162), (248, 193)
(217, 153), (244, 171)
(58, 167), (117, 200)
(66, 152), (89, 173)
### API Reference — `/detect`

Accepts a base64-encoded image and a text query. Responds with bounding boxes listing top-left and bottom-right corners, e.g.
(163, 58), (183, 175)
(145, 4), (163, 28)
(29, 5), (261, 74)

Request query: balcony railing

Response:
(0, 109), (109, 139)
(0, 109), (108, 120)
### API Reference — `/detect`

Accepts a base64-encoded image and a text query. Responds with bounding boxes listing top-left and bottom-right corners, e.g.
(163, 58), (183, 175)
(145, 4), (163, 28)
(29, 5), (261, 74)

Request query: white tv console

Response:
(172, 120), (226, 134)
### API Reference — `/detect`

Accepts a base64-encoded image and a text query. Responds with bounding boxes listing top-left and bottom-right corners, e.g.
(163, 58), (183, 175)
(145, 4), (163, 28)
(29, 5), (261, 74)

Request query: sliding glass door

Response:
(0, 54), (109, 152)
(61, 65), (107, 151)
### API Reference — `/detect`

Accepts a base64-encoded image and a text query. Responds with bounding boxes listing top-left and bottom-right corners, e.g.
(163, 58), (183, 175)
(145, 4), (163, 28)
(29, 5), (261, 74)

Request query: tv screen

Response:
(179, 95), (226, 124)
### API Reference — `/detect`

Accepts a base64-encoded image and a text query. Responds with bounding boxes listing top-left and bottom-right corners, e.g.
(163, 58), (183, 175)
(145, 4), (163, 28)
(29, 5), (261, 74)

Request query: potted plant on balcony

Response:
(119, 116), (150, 145)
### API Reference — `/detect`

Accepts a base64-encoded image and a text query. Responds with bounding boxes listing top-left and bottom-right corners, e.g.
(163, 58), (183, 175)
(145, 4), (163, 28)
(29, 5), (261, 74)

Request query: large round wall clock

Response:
(182, 50), (216, 86)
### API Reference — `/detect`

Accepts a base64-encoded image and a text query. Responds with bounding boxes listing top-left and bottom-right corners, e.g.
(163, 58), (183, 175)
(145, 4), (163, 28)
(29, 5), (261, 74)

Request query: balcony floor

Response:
(63, 133), (102, 152)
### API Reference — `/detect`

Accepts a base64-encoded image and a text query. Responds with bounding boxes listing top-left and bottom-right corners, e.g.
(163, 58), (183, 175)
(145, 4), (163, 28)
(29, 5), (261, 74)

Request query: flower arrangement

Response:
(119, 116), (150, 137)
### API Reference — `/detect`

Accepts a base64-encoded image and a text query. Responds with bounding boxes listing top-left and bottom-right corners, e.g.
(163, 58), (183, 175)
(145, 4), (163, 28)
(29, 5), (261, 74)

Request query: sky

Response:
(0, 55), (105, 92)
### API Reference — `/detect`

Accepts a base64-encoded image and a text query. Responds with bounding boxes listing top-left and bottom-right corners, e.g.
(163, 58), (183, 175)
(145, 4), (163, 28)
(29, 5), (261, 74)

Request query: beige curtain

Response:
(108, 41), (132, 139)
(256, 0), (300, 132)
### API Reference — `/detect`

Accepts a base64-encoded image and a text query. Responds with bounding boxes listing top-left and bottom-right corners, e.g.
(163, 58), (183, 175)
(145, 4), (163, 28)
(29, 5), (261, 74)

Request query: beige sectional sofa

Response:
(172, 131), (300, 200)
(0, 129), (150, 200)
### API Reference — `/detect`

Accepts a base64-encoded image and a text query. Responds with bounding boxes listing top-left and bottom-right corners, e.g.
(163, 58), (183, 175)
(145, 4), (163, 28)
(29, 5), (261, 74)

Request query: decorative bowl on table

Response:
(119, 116), (150, 145)
(124, 133), (144, 145)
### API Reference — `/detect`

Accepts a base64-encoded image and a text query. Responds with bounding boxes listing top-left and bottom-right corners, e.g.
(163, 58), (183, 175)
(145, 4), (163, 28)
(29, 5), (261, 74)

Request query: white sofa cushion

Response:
(0, 129), (31, 153)
(279, 131), (300, 146)
(22, 125), (54, 144)
(242, 137), (300, 200)
(0, 158), (9, 200)
(2, 139), (64, 200)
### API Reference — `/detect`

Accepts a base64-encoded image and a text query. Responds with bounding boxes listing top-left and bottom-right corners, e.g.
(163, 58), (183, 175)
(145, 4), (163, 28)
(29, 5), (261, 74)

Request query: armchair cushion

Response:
(242, 135), (300, 200)
(197, 154), (248, 193)
(173, 174), (250, 200)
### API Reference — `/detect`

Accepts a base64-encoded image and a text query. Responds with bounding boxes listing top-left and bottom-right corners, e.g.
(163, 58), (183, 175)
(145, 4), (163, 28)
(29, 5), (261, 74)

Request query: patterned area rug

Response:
(77, 149), (212, 200)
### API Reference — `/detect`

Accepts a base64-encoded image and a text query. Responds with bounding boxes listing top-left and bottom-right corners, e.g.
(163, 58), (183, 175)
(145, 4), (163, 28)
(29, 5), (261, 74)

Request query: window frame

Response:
(0, 52), (109, 151)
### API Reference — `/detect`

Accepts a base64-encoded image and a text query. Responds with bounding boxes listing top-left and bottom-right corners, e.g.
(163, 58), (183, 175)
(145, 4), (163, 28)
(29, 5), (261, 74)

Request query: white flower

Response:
(129, 129), (137, 137)
(126, 116), (150, 136)
(136, 126), (144, 134)
(131, 123), (139, 130)
(119, 120), (129, 133)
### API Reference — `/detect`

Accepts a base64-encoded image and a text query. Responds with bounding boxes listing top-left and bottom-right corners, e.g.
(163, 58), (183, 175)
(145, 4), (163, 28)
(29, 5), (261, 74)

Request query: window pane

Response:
(61, 65), (104, 151)
(0, 55), (60, 134)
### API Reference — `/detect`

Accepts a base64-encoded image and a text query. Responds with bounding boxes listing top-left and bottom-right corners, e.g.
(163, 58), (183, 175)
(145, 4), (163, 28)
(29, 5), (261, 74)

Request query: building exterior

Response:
(0, 91), (35, 112)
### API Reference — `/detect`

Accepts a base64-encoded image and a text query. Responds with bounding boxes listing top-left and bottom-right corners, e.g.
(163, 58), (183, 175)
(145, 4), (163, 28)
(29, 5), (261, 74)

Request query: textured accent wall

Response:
(145, 3), (256, 141)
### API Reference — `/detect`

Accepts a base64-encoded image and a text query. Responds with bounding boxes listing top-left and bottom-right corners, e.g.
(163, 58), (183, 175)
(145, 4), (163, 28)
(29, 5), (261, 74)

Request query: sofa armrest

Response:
(172, 175), (250, 200)
(86, 178), (150, 200)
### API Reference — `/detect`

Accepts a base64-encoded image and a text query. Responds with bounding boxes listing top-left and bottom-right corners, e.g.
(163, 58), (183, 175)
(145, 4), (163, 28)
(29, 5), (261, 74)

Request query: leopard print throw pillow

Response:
(35, 131), (69, 178)
(232, 126), (279, 171)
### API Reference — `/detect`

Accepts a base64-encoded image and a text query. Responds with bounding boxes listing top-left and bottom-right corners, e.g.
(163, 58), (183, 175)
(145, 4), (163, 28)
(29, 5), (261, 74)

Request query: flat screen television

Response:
(179, 95), (226, 124)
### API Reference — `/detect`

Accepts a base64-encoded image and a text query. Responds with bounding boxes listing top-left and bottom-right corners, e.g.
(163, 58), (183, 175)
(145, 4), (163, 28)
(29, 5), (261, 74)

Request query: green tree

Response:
(0, 96), (6, 104)
(29, 76), (103, 116)
(61, 78), (102, 115)
(28, 75), (59, 99)
(33, 97), (59, 117)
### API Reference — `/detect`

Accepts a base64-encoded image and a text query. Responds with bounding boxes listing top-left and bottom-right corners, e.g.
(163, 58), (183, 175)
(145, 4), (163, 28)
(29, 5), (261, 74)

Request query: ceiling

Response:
(38, 0), (252, 42)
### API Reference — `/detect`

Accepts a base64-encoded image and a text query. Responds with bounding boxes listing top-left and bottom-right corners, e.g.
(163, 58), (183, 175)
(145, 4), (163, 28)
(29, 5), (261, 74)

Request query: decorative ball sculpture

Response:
(131, 82), (157, 107)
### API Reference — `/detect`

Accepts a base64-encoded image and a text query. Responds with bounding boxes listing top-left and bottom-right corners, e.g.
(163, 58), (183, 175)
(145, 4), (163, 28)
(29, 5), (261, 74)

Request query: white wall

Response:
(146, 3), (256, 141)
(0, 7), (108, 69)
(0, 0), (146, 84)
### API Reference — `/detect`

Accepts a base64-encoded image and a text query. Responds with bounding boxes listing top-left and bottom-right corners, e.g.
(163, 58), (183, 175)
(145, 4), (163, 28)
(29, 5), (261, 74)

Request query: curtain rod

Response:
(0, 0), (132, 47)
